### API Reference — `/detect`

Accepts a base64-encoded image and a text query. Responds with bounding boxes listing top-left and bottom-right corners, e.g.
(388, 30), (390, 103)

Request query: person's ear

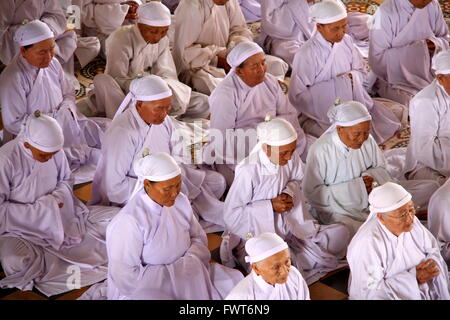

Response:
(236, 67), (244, 77)
(377, 213), (385, 225)
(136, 101), (142, 110)
(23, 141), (30, 149)
(20, 47), (27, 56)
(143, 179), (152, 193)
(437, 74), (444, 83)
(262, 143), (271, 157)
(252, 263), (261, 275)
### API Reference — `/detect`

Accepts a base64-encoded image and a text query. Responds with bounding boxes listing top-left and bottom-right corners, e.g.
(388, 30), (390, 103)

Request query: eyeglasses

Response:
(384, 205), (420, 221)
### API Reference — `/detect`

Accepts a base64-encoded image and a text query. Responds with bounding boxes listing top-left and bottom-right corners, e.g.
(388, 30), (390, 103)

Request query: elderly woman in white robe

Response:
(105, 152), (243, 299)
(369, 0), (449, 106)
(85, 2), (208, 119)
(226, 232), (310, 300)
(0, 20), (104, 184)
(348, 182), (450, 300)
(0, 112), (118, 297)
(91, 75), (227, 232)
(302, 101), (439, 237)
(288, 0), (405, 144)
(172, 0), (288, 95)
(221, 118), (350, 284)
(206, 42), (312, 186)
(404, 50), (450, 185)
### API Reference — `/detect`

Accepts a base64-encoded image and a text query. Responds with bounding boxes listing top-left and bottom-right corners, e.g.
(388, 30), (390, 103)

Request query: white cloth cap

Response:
(369, 182), (412, 215)
(309, 0), (348, 24)
(227, 41), (264, 69)
(14, 20), (54, 47)
(137, 1), (171, 27)
(257, 117), (298, 147)
(432, 49), (450, 75)
(130, 151), (182, 200)
(19, 110), (64, 153)
(245, 232), (289, 263)
(114, 75), (172, 120)
(325, 100), (372, 133)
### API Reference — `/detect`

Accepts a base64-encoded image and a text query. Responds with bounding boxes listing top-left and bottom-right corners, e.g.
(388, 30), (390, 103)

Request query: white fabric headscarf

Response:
(130, 151), (182, 200)
(226, 41), (264, 72)
(137, 1), (171, 27)
(113, 75), (172, 120)
(257, 117), (298, 147)
(19, 110), (64, 153)
(245, 232), (289, 264)
(309, 0), (347, 24)
(325, 100), (372, 134)
(432, 49), (450, 75)
(14, 20), (54, 47)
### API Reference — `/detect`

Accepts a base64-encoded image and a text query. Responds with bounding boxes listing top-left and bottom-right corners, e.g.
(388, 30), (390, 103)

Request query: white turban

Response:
(14, 20), (54, 47)
(245, 232), (289, 264)
(130, 151), (182, 200)
(309, 0), (347, 24)
(369, 182), (412, 215)
(325, 100), (372, 133)
(137, 1), (171, 27)
(19, 110), (64, 153)
(432, 49), (450, 75)
(257, 117), (298, 147)
(114, 75), (172, 120)
(226, 41), (264, 70)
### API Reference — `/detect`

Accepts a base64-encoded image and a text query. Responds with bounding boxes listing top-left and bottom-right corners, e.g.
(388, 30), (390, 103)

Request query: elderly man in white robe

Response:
(206, 42), (312, 186)
(226, 232), (310, 300)
(172, 0), (288, 95)
(91, 75), (227, 232)
(404, 50), (450, 185)
(348, 182), (450, 300)
(85, 2), (209, 120)
(0, 112), (119, 297)
(221, 118), (350, 284)
(302, 101), (439, 237)
(369, 0), (449, 106)
(0, 20), (104, 184)
(288, 0), (406, 144)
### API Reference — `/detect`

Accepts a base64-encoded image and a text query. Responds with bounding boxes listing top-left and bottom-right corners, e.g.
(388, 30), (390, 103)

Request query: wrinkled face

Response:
(212, 0), (229, 5)
(137, 23), (169, 44)
(437, 74), (450, 95)
(252, 249), (291, 285)
(337, 120), (371, 150)
(144, 175), (182, 207)
(409, 0), (433, 9)
(24, 142), (58, 162)
(20, 38), (55, 68)
(236, 52), (267, 87)
(377, 201), (416, 236)
(136, 96), (172, 125)
(262, 140), (297, 166)
(317, 18), (348, 44)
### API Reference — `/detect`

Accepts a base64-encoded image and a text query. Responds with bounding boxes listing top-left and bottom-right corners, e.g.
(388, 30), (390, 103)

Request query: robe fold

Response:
(428, 180), (450, 262)
(238, 0), (261, 23)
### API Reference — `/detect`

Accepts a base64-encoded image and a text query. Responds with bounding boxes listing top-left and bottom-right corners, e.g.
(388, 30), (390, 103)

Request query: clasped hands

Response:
(271, 193), (294, 214)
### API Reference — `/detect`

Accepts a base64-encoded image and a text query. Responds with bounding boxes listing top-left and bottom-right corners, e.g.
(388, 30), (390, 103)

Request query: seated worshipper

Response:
(238, 0), (261, 23)
(91, 75), (228, 232)
(0, 20), (105, 184)
(206, 42), (313, 186)
(0, 112), (119, 297)
(172, 0), (288, 95)
(369, 0), (449, 106)
(288, 0), (406, 144)
(84, 2), (209, 120)
(404, 50), (450, 185)
(225, 232), (310, 300)
(302, 101), (439, 238)
(348, 182), (450, 300)
(104, 152), (243, 299)
(428, 179), (450, 262)
(221, 118), (349, 284)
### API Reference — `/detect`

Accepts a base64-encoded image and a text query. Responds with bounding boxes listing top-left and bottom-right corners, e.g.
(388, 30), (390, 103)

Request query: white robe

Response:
(0, 138), (119, 297)
(222, 148), (350, 284)
(225, 267), (310, 300)
(302, 130), (439, 237)
(348, 216), (450, 300)
(173, 0), (288, 95)
(106, 190), (243, 299)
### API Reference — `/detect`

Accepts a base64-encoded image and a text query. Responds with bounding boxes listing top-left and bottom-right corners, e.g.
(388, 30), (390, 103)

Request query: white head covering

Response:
(257, 117), (298, 147)
(245, 232), (289, 264)
(369, 182), (412, 216)
(130, 151), (182, 200)
(14, 20), (54, 47)
(309, 0), (348, 24)
(226, 41), (264, 71)
(325, 100), (372, 134)
(432, 49), (450, 75)
(19, 110), (64, 153)
(114, 75), (172, 120)
(137, 1), (171, 27)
